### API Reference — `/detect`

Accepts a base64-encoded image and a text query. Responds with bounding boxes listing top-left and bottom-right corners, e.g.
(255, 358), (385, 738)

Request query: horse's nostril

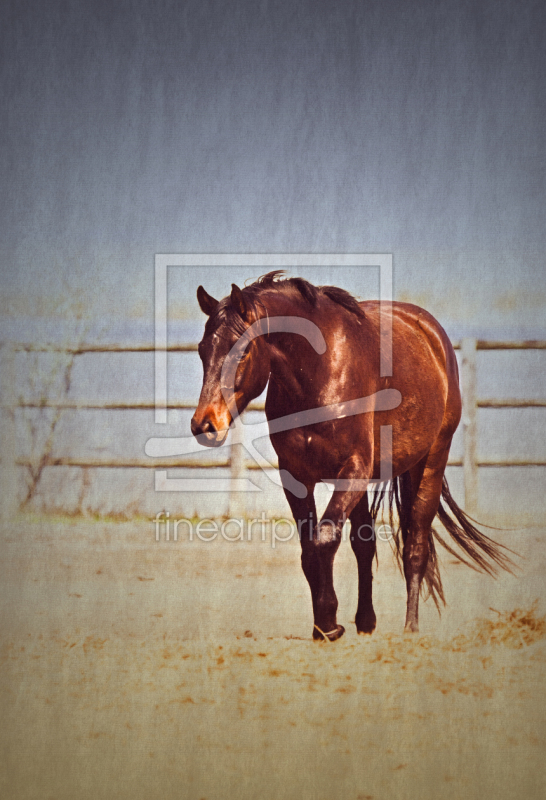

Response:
(191, 417), (216, 436)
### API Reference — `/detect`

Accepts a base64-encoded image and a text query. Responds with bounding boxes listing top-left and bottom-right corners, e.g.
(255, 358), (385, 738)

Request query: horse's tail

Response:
(370, 476), (517, 611)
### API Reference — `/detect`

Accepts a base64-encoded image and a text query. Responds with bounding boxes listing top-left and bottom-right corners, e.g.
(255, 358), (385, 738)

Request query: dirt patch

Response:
(1, 516), (546, 800)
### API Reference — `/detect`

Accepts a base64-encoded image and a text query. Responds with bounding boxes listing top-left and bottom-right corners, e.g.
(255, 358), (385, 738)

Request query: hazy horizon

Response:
(1, 0), (545, 334)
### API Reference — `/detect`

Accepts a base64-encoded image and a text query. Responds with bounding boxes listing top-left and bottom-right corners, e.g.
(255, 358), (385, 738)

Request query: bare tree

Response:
(19, 309), (94, 509)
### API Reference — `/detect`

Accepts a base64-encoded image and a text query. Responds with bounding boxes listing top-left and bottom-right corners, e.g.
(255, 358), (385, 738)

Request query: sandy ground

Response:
(1, 515), (545, 800)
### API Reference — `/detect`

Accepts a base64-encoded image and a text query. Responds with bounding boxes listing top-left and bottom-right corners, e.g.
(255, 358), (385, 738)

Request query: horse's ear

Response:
(197, 286), (219, 316)
(230, 284), (251, 322)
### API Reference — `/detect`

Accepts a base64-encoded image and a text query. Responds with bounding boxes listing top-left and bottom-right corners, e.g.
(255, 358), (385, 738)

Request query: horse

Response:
(191, 271), (513, 640)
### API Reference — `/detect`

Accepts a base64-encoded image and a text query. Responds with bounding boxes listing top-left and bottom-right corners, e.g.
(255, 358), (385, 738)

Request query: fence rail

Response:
(1, 338), (545, 520)
(9, 339), (546, 352)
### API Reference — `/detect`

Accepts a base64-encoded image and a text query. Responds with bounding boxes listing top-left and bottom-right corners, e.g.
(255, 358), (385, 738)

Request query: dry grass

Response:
(472, 603), (546, 648)
(2, 517), (546, 800)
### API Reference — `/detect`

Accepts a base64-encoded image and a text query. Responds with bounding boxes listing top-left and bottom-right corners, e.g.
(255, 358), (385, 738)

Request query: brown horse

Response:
(191, 272), (513, 640)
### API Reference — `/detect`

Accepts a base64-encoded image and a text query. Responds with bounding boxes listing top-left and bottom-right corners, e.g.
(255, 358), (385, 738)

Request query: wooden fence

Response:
(1, 338), (545, 520)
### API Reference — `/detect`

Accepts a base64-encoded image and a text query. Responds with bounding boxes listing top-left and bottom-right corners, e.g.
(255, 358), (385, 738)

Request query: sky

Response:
(1, 0), (545, 335)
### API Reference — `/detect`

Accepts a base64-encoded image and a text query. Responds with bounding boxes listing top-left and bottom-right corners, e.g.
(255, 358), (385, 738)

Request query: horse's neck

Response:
(259, 295), (324, 409)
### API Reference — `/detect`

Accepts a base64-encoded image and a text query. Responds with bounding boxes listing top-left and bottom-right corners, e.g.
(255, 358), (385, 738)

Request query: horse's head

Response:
(191, 283), (270, 447)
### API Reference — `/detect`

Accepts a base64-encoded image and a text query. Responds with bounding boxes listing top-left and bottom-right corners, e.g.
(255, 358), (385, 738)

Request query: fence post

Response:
(461, 338), (478, 516)
(229, 412), (246, 519)
(0, 344), (18, 523)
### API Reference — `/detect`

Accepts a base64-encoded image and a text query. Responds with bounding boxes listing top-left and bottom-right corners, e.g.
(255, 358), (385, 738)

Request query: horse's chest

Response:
(271, 426), (342, 473)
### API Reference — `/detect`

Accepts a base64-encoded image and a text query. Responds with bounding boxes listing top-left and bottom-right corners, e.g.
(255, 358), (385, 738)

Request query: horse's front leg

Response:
(279, 476), (320, 622)
(310, 454), (370, 641)
(349, 493), (377, 634)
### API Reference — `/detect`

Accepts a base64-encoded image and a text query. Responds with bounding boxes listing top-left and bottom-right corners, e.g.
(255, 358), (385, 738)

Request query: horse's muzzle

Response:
(191, 416), (229, 448)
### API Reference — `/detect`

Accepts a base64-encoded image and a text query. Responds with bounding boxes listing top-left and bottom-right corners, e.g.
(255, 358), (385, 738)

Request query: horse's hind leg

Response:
(349, 493), (377, 634)
(403, 448), (450, 633)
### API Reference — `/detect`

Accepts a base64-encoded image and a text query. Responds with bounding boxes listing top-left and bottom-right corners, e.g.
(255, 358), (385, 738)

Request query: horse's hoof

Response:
(404, 622), (419, 634)
(356, 622), (376, 635)
(355, 615), (376, 635)
(313, 624), (345, 642)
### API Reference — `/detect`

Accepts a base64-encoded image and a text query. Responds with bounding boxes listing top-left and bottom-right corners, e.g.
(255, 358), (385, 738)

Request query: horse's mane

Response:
(207, 270), (364, 336)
